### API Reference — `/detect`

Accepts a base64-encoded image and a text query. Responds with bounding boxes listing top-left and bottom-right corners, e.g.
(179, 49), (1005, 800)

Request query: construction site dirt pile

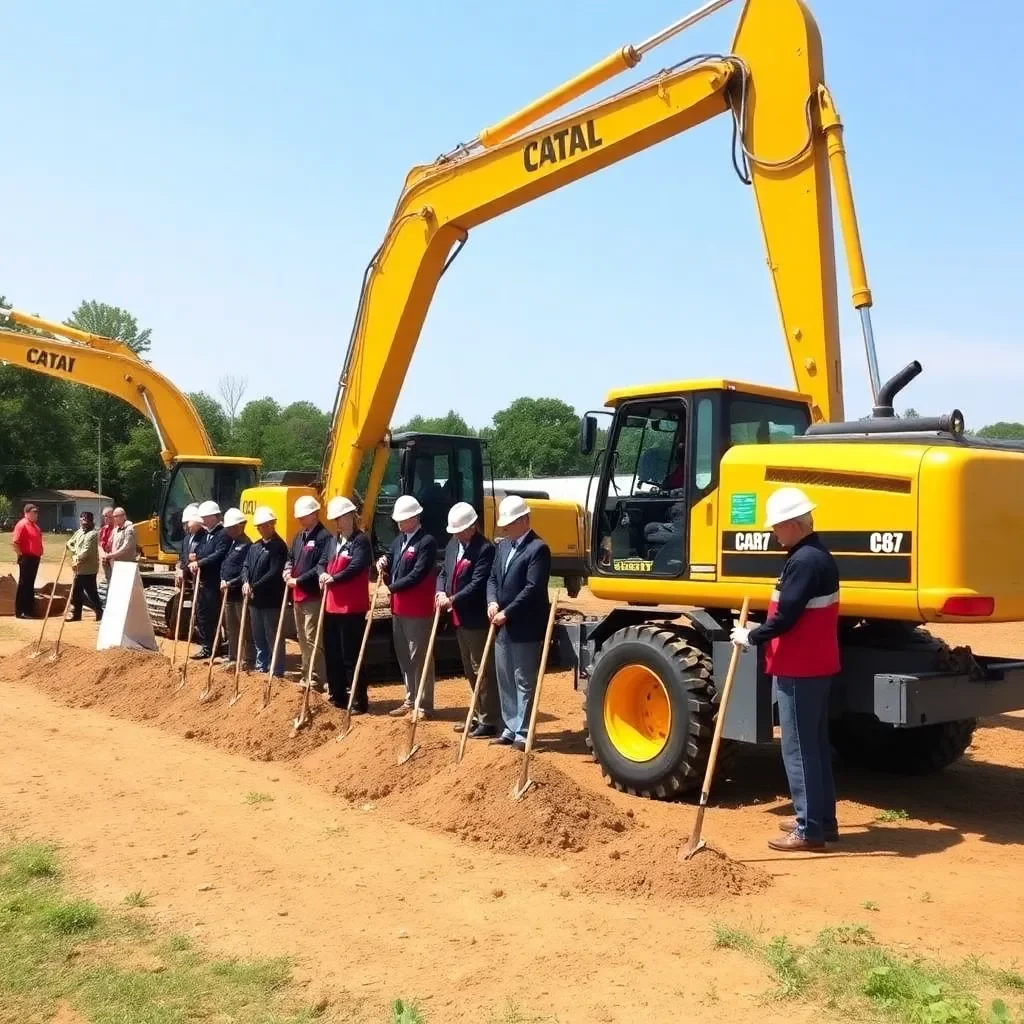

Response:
(1, 643), (772, 900)
(578, 831), (772, 902)
(2, 644), (337, 762)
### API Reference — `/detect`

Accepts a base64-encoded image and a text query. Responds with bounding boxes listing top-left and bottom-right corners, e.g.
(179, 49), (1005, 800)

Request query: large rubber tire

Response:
(581, 624), (717, 800)
(831, 715), (976, 775)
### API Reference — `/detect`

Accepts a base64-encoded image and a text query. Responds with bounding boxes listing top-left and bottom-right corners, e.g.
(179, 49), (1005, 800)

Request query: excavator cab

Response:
(372, 433), (487, 556)
(582, 381), (811, 582)
(158, 456), (261, 555)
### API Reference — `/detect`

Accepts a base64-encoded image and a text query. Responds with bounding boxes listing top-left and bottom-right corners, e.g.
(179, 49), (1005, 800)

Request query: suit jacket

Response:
(437, 531), (495, 631)
(195, 523), (231, 589)
(108, 521), (137, 562)
(486, 530), (552, 643)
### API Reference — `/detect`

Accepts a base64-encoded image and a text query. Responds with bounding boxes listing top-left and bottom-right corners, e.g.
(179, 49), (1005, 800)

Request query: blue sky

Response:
(2, 1), (1021, 433)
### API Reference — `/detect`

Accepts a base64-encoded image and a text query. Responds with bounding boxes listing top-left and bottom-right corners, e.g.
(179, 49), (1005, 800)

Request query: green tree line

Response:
(3, 295), (1022, 521)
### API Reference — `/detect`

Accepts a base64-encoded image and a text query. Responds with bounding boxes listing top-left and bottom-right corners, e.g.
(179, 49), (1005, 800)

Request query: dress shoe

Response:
(489, 735), (513, 746)
(512, 738), (528, 752)
(468, 724), (497, 739)
(767, 832), (826, 852)
(779, 817), (839, 842)
(388, 702), (413, 718)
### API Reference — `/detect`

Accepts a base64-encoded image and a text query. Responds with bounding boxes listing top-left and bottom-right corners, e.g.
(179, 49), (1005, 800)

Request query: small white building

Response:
(14, 489), (113, 532)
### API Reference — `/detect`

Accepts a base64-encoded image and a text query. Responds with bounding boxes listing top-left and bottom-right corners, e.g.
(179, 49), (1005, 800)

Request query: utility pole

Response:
(91, 415), (102, 518)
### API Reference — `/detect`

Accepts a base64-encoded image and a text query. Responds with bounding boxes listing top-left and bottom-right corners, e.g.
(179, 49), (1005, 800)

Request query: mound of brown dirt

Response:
(0, 642), (771, 902)
(578, 831), (771, 902)
(384, 752), (634, 857)
(1, 644), (340, 762)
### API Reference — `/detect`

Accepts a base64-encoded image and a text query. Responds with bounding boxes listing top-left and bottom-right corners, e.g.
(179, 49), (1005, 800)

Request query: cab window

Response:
(727, 397), (810, 446)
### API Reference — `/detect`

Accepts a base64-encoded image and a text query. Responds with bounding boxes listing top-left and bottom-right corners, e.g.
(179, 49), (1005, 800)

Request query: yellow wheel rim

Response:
(602, 664), (671, 763)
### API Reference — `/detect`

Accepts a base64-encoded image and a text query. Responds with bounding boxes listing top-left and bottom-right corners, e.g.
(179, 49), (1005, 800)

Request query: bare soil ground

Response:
(1, 558), (1023, 1022)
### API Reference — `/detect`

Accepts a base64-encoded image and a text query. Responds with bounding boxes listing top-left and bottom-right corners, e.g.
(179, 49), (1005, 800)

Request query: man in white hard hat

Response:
(242, 506), (289, 677)
(730, 486), (841, 851)
(174, 503), (203, 643)
(219, 507), (255, 669)
(486, 495), (551, 750)
(436, 501), (500, 739)
(175, 503), (202, 584)
(283, 494), (331, 687)
(376, 494), (438, 717)
(189, 499), (230, 659)
(319, 496), (373, 711)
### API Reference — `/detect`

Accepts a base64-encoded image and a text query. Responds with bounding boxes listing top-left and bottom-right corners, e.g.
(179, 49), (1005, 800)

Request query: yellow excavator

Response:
(0, 308), (261, 632)
(242, 0), (1024, 785)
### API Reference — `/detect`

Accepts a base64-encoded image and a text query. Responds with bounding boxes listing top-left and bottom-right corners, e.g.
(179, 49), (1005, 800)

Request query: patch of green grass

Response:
(713, 922), (756, 952)
(392, 998), (426, 1023)
(122, 890), (152, 909)
(245, 791), (275, 805)
(862, 900), (881, 911)
(711, 920), (1024, 1022)
(0, 839), (334, 1024)
(878, 808), (911, 822)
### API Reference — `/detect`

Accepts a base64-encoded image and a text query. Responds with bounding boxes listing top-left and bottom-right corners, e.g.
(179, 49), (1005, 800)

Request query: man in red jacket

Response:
(376, 495), (438, 718)
(319, 495), (372, 712)
(730, 486), (840, 852)
(11, 503), (43, 618)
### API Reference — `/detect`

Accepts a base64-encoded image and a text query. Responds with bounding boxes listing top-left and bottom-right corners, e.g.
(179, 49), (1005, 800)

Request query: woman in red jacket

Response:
(318, 496), (372, 712)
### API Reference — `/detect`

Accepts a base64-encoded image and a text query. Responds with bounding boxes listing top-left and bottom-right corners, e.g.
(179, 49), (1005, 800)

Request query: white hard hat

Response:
(197, 500), (221, 518)
(391, 494), (423, 522)
(327, 495), (357, 521)
(764, 486), (816, 529)
(293, 495), (321, 518)
(223, 507), (247, 528)
(497, 494), (530, 529)
(446, 501), (478, 533)
(252, 506), (277, 527)
(181, 502), (200, 524)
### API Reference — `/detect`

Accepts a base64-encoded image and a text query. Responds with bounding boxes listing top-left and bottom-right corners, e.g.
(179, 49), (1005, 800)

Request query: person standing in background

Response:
(98, 506), (115, 586)
(65, 510), (102, 622)
(11, 503), (43, 619)
(100, 507), (137, 573)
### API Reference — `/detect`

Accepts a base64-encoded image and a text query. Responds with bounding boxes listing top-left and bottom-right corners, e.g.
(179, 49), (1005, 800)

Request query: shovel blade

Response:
(510, 777), (534, 801)
(335, 711), (352, 741)
(679, 836), (706, 861)
(396, 742), (419, 766)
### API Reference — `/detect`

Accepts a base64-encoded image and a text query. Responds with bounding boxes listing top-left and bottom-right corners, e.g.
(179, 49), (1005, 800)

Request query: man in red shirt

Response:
(11, 503), (44, 619)
(97, 506), (115, 585)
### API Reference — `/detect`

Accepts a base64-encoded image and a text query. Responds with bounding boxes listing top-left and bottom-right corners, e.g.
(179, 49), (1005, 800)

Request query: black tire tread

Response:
(581, 623), (727, 801)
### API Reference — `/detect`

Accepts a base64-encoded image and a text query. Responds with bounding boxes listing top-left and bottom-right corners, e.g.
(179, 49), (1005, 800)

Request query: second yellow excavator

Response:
(0, 308), (260, 632)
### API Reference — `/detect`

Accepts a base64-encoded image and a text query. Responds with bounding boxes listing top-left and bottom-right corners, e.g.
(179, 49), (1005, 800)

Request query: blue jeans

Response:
(494, 633), (542, 741)
(775, 675), (837, 842)
(249, 605), (285, 676)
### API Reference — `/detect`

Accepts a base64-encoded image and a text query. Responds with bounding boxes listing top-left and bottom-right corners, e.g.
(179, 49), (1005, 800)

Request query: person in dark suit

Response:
(486, 495), (552, 750)
(189, 499), (231, 659)
(319, 495), (373, 712)
(376, 494), (438, 717)
(436, 501), (499, 739)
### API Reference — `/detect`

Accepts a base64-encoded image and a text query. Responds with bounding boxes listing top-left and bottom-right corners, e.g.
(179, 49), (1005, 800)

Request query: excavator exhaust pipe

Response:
(873, 360), (922, 418)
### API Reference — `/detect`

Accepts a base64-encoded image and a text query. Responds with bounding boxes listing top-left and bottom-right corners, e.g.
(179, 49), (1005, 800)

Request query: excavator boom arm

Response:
(0, 327), (214, 463)
(321, 0), (863, 502)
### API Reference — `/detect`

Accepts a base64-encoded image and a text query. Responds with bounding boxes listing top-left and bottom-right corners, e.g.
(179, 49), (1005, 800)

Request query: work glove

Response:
(730, 625), (750, 648)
